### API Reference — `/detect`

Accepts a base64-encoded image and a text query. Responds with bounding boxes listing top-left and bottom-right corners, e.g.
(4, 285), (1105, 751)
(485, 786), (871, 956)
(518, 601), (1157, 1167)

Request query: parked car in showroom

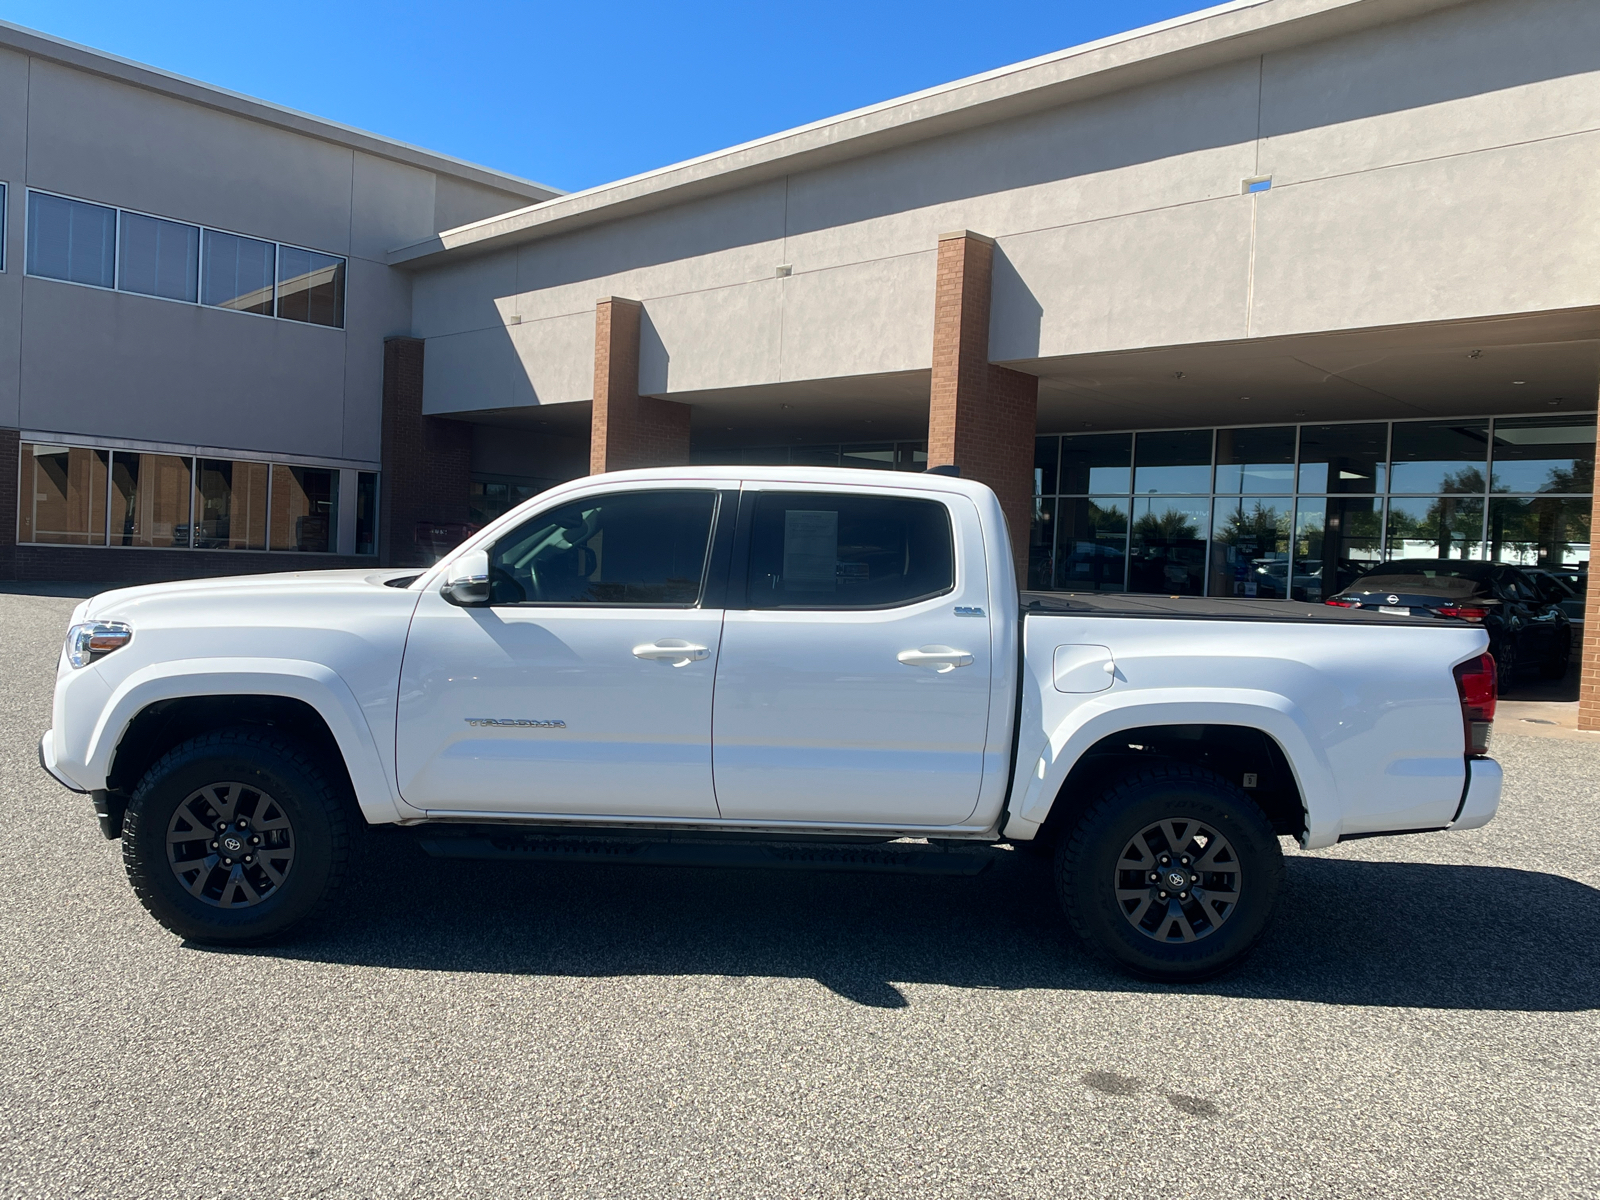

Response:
(1326, 559), (1571, 680)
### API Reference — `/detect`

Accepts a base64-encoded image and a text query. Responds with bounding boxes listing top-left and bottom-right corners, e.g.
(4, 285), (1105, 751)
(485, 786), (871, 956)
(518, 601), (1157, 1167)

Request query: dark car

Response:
(1326, 559), (1571, 680)
(1523, 567), (1587, 624)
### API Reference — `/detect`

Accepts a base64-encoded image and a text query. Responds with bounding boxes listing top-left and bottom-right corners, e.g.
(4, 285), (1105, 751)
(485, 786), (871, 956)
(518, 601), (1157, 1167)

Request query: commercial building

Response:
(3, 0), (1599, 719)
(0, 21), (556, 580)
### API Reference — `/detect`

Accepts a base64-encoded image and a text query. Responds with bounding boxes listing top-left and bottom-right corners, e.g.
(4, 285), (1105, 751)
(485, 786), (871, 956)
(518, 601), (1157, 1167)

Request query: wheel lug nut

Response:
(244, 855), (253, 864)
(1148, 872), (1158, 882)
(1159, 891), (1168, 899)
(210, 841), (218, 849)
(223, 858), (233, 866)
(1180, 892), (1189, 900)
(216, 822), (227, 832)
(250, 836), (260, 845)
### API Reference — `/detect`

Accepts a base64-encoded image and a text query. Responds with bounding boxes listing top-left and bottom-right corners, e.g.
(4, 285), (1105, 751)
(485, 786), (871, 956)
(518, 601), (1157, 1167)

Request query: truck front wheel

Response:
(122, 728), (351, 944)
(1055, 763), (1284, 982)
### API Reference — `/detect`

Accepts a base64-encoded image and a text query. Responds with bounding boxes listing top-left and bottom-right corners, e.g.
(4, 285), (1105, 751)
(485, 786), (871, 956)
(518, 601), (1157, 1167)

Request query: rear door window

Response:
(743, 492), (954, 609)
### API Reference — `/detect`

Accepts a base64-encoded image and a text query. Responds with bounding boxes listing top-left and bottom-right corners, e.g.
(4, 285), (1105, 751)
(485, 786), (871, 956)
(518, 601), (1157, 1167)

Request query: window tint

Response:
(276, 245), (345, 328)
(110, 452), (193, 548)
(194, 459), (268, 549)
(19, 443), (108, 545)
(269, 465), (338, 552)
(27, 192), (115, 288)
(202, 229), (275, 314)
(745, 492), (953, 609)
(489, 491), (716, 606)
(118, 211), (199, 302)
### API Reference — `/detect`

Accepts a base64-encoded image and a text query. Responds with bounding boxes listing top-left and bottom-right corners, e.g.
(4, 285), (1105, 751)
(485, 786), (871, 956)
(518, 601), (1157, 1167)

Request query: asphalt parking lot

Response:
(1, 588), (1596, 1199)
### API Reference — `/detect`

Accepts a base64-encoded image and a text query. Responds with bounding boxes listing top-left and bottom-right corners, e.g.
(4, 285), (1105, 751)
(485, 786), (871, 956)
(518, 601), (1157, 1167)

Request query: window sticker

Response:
(783, 509), (838, 590)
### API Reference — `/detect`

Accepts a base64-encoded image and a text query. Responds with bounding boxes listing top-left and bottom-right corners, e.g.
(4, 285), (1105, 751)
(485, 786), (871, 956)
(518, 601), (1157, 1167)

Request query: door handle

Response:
(897, 645), (975, 673)
(632, 639), (711, 667)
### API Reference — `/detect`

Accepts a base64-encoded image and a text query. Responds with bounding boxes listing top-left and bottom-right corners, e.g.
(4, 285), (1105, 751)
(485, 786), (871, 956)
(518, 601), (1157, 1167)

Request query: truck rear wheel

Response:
(122, 728), (350, 944)
(1055, 763), (1283, 982)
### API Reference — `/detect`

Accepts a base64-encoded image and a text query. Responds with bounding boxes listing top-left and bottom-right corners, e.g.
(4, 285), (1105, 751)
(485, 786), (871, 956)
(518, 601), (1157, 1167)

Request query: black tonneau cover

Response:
(1021, 591), (1442, 626)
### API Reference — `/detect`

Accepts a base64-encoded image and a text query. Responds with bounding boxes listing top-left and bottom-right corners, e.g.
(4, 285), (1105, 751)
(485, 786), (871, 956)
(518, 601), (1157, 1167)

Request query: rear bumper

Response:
(1450, 756), (1502, 831)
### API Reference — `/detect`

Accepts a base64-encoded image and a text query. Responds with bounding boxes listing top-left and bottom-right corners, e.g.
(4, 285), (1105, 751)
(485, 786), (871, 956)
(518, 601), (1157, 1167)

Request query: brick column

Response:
(590, 297), (690, 473)
(1579, 473), (1600, 729)
(0, 427), (16, 581)
(379, 336), (473, 567)
(927, 230), (1038, 585)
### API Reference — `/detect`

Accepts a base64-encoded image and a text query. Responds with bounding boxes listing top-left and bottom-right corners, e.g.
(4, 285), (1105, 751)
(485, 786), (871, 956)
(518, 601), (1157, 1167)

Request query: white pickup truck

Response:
(39, 467), (1503, 980)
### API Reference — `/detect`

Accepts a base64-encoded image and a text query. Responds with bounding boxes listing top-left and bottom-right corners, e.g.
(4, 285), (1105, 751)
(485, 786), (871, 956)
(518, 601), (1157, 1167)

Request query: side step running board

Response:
(416, 834), (992, 876)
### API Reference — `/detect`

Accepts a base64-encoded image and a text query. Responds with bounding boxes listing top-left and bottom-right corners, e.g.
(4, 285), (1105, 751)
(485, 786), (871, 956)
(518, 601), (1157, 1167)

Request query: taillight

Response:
(1437, 606), (1489, 622)
(1452, 652), (1496, 756)
(1324, 598), (1356, 607)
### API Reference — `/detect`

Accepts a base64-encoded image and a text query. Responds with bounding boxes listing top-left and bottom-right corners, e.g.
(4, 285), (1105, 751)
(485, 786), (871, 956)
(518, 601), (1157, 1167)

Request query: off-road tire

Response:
(1055, 762), (1284, 982)
(122, 727), (350, 944)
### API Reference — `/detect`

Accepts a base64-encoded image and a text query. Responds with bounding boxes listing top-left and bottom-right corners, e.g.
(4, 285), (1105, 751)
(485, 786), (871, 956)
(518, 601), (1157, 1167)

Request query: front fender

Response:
(1003, 688), (1342, 849)
(81, 657), (414, 825)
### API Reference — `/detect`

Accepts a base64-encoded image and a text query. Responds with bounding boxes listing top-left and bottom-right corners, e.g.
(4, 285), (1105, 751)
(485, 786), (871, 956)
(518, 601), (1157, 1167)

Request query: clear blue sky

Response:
(0, 0), (1214, 193)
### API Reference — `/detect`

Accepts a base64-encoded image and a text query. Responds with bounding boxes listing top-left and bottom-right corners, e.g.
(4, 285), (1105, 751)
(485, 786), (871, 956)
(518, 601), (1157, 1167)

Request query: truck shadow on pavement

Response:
(234, 842), (1600, 1012)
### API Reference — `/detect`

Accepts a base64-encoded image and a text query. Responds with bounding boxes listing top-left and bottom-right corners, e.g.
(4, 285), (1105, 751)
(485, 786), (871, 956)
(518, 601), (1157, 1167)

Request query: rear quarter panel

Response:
(1010, 614), (1488, 848)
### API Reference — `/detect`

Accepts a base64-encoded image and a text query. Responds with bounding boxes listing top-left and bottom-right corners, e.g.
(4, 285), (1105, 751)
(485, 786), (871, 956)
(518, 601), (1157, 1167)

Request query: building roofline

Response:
(0, 19), (565, 203)
(389, 0), (1465, 269)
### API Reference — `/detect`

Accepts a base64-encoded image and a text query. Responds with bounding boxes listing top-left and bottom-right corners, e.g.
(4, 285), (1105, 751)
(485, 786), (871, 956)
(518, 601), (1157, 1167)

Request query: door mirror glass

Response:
(441, 548), (490, 606)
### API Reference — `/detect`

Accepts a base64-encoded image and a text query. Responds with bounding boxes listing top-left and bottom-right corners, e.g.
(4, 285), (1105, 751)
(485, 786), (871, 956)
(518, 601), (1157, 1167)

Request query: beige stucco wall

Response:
(412, 0), (1600, 418)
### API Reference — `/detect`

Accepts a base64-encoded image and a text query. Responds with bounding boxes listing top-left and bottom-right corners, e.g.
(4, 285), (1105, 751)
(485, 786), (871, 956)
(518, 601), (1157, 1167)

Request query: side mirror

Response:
(441, 549), (490, 606)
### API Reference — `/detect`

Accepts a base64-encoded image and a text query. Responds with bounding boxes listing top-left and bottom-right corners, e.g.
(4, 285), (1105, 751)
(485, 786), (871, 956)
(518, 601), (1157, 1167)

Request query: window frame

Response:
(21, 188), (345, 328)
(485, 486), (730, 610)
(728, 486), (959, 612)
(0, 180), (7, 273)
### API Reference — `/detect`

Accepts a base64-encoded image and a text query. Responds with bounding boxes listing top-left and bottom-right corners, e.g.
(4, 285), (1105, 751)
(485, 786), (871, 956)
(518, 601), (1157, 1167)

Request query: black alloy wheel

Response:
(1055, 763), (1284, 982)
(123, 728), (351, 944)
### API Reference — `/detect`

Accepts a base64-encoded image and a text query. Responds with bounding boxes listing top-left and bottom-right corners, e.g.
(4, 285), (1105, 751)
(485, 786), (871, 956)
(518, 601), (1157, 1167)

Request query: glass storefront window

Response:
(1214, 427), (1295, 495)
(1028, 497), (1055, 590)
(1055, 497), (1129, 592)
(894, 443), (928, 472)
(841, 445), (896, 471)
(468, 477), (541, 526)
(1490, 416), (1596, 494)
(792, 446), (841, 467)
(1034, 436), (1059, 497)
(194, 459), (268, 549)
(1297, 423), (1387, 494)
(1210, 498), (1292, 598)
(1389, 419), (1489, 494)
(1385, 496), (1485, 561)
(110, 452), (193, 548)
(19, 443), (108, 545)
(1293, 498), (1382, 600)
(1134, 430), (1211, 495)
(356, 472), (379, 556)
(1129, 497), (1209, 594)
(1487, 496), (1591, 568)
(1059, 433), (1131, 494)
(269, 466), (338, 552)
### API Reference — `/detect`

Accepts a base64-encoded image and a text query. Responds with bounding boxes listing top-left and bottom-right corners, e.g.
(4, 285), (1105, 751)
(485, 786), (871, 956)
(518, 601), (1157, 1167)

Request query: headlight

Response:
(65, 622), (133, 668)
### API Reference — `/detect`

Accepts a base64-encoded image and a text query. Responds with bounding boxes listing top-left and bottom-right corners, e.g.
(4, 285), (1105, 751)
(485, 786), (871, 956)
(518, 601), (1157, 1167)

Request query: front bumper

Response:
(1450, 756), (1502, 831)
(37, 731), (85, 794)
